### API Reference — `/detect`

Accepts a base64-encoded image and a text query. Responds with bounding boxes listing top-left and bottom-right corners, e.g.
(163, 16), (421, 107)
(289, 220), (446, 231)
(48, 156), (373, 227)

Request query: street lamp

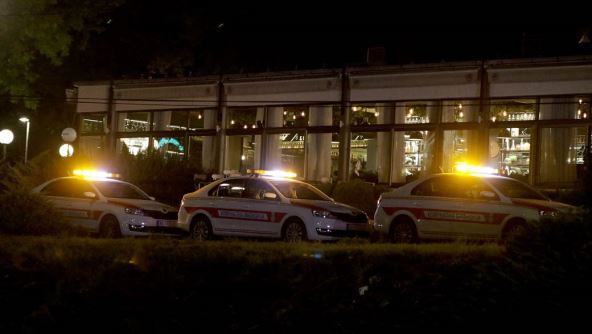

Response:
(0, 129), (14, 161)
(19, 117), (30, 163)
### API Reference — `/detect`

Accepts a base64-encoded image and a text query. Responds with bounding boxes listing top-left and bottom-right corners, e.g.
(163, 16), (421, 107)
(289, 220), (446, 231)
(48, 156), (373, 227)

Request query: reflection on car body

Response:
(373, 173), (578, 243)
(177, 172), (370, 242)
(32, 173), (180, 237)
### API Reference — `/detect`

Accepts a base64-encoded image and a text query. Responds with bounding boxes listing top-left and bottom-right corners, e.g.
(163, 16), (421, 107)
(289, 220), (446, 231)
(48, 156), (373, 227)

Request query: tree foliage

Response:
(0, 0), (123, 109)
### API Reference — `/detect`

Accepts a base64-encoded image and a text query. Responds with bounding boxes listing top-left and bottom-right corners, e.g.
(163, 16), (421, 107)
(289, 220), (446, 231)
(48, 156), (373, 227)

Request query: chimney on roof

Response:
(367, 46), (387, 66)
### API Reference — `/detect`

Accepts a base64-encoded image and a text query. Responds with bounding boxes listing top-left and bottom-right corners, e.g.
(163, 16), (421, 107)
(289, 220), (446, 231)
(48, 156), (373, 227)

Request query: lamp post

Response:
(19, 117), (30, 163)
(0, 129), (14, 161)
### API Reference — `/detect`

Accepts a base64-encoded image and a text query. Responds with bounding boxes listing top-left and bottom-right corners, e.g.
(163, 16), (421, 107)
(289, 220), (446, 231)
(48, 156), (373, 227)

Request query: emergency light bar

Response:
(73, 169), (120, 179)
(247, 169), (297, 178)
(454, 162), (498, 175)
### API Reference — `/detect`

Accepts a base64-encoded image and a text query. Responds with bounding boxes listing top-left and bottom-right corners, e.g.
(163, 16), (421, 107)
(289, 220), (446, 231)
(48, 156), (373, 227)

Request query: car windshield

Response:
(271, 180), (332, 201)
(92, 181), (152, 200)
(487, 177), (548, 200)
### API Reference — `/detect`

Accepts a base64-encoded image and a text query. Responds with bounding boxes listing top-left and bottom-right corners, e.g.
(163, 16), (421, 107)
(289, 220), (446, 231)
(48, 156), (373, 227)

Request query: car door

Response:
(40, 179), (100, 232)
(236, 179), (283, 237)
(409, 175), (457, 239)
(446, 176), (503, 240)
(208, 178), (248, 235)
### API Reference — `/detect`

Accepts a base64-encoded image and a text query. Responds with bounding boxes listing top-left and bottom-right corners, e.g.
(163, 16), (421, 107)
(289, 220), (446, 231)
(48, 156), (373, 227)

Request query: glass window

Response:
(441, 100), (478, 123)
(489, 128), (531, 182)
(80, 113), (107, 134)
(154, 136), (186, 159)
(79, 136), (106, 158)
(209, 179), (246, 198)
(487, 178), (547, 200)
(539, 96), (590, 120)
(351, 104), (379, 125)
(271, 180), (331, 201)
(244, 179), (277, 200)
(350, 132), (382, 183)
(152, 110), (188, 131)
(227, 107), (257, 129)
(226, 135), (259, 174)
(41, 179), (94, 198)
(392, 130), (436, 183)
(396, 101), (437, 124)
(283, 106), (309, 127)
(539, 126), (587, 184)
(278, 132), (305, 177)
(187, 136), (216, 173)
(93, 181), (151, 200)
(118, 137), (150, 155)
(490, 99), (536, 122)
(119, 112), (150, 132)
(442, 129), (480, 173)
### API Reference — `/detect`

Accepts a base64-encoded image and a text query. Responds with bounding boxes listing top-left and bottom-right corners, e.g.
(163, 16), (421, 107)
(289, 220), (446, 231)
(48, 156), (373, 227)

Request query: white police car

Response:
(177, 170), (369, 242)
(32, 170), (179, 237)
(373, 172), (577, 243)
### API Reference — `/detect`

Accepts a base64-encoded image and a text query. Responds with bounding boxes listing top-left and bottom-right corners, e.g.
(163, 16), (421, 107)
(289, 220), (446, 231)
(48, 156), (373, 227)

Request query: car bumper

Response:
(312, 219), (370, 240)
(122, 215), (184, 236)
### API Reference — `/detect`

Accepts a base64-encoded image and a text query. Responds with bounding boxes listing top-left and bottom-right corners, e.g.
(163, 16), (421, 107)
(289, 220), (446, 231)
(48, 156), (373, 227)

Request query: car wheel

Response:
(190, 216), (212, 241)
(390, 218), (417, 244)
(99, 215), (122, 238)
(282, 219), (307, 242)
(502, 220), (526, 243)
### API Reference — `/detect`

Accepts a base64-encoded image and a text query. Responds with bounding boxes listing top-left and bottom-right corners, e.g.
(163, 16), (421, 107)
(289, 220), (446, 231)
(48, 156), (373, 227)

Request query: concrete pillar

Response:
(392, 104), (407, 183)
(307, 106), (333, 181)
(265, 106), (283, 170)
(255, 107), (264, 169)
(153, 111), (172, 131)
(376, 103), (393, 183)
(202, 109), (217, 172)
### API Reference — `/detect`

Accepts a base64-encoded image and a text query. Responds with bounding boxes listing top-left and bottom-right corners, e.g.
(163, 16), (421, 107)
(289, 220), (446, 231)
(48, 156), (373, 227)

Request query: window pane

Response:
(392, 130), (436, 183)
(190, 109), (217, 130)
(79, 136), (106, 158)
(118, 137), (150, 155)
(539, 96), (590, 120)
(307, 132), (338, 182)
(442, 100), (477, 123)
(350, 132), (382, 183)
(490, 99), (536, 122)
(154, 136), (185, 158)
(227, 107), (257, 129)
(539, 126), (586, 184)
(489, 128), (531, 182)
(283, 106), (309, 127)
(396, 101), (437, 124)
(119, 112), (150, 132)
(80, 113), (106, 134)
(226, 135), (260, 174)
(442, 129), (480, 173)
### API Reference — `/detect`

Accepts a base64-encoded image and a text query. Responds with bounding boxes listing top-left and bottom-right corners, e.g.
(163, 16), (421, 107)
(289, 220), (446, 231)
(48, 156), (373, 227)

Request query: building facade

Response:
(74, 56), (592, 188)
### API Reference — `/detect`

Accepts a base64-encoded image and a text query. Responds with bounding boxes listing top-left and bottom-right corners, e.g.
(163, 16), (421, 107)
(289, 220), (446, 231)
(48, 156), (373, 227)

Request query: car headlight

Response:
(539, 209), (558, 217)
(124, 207), (145, 216)
(312, 209), (336, 219)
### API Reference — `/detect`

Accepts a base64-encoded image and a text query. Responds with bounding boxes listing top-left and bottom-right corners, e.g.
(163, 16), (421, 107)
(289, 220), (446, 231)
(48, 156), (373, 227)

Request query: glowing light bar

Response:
(454, 162), (498, 175)
(247, 169), (297, 178)
(73, 169), (119, 179)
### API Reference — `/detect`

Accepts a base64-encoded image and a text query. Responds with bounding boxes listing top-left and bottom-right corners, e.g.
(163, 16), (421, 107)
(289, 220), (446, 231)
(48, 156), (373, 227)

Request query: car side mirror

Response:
(479, 191), (496, 199)
(263, 192), (277, 200)
(83, 191), (97, 199)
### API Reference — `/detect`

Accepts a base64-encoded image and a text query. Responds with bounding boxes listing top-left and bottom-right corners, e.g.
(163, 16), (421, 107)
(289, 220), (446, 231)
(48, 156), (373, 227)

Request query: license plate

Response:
(157, 220), (176, 227)
(347, 223), (369, 231)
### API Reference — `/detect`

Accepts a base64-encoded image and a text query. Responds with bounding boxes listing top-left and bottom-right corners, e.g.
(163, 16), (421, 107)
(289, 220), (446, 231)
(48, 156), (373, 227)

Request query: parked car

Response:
(32, 172), (180, 237)
(373, 173), (578, 243)
(177, 171), (369, 242)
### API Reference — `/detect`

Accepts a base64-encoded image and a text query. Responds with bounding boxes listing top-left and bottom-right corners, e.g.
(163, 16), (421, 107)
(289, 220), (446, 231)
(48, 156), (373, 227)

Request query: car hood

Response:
(289, 199), (366, 216)
(511, 198), (575, 213)
(106, 198), (178, 212)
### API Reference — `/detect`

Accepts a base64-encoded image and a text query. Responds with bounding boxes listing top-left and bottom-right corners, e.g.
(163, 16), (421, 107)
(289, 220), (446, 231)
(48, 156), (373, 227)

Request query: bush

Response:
(0, 188), (78, 236)
(332, 179), (378, 216)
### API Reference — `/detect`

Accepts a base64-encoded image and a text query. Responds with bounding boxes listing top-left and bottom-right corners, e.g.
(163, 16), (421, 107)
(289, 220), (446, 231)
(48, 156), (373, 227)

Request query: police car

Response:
(177, 170), (370, 242)
(373, 168), (577, 243)
(32, 170), (179, 237)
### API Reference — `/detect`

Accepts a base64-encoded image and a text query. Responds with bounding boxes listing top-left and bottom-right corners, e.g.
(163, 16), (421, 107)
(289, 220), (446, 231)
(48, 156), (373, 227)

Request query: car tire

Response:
(501, 220), (526, 243)
(190, 216), (213, 241)
(282, 218), (307, 242)
(99, 215), (122, 238)
(390, 218), (417, 244)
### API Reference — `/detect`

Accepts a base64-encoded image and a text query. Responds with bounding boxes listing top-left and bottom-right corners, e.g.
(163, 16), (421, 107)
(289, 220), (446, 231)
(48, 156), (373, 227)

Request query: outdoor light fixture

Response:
(0, 129), (14, 161)
(19, 117), (30, 163)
